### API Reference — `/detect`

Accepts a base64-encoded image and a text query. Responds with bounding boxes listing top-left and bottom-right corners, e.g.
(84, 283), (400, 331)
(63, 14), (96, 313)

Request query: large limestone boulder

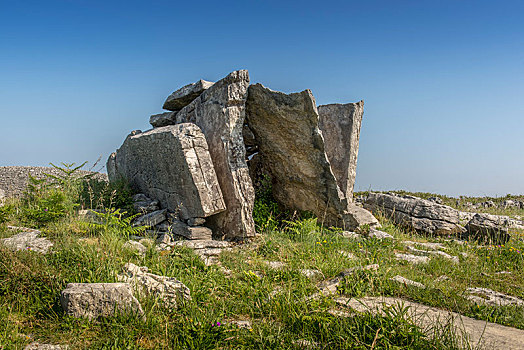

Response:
(245, 84), (377, 230)
(364, 192), (465, 235)
(318, 101), (364, 201)
(170, 70), (256, 239)
(465, 213), (511, 243)
(60, 283), (144, 320)
(162, 79), (214, 112)
(107, 123), (225, 222)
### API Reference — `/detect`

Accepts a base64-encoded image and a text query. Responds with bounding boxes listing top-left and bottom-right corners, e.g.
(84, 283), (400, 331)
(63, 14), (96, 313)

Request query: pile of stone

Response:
(364, 192), (523, 243)
(107, 70), (378, 240)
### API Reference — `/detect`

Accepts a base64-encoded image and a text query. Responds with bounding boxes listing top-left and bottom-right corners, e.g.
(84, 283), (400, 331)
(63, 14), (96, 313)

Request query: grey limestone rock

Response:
(150, 111), (177, 127)
(364, 192), (465, 235)
(118, 263), (191, 309)
(133, 200), (159, 214)
(24, 343), (68, 350)
(123, 240), (147, 256)
(108, 123), (226, 221)
(340, 296), (524, 349)
(466, 287), (524, 307)
(318, 101), (364, 202)
(60, 283), (144, 320)
(133, 209), (167, 227)
(187, 217), (205, 226)
(465, 213), (511, 243)
(133, 193), (151, 202)
(246, 83), (378, 230)
(171, 220), (212, 240)
(172, 70), (255, 239)
(390, 275), (426, 289)
(0, 229), (53, 254)
(300, 269), (324, 280)
(395, 253), (430, 264)
(368, 228), (393, 240)
(163, 79), (214, 111)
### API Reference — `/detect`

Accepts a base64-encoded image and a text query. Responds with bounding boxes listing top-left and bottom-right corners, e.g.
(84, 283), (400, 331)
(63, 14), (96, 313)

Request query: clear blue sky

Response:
(1, 0), (523, 197)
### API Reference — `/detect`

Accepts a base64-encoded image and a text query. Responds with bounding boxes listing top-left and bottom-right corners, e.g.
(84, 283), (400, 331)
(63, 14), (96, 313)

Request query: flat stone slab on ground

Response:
(368, 229), (393, 240)
(466, 287), (524, 307)
(0, 229), (53, 254)
(24, 343), (69, 350)
(118, 263), (191, 309)
(60, 283), (144, 320)
(336, 296), (524, 350)
(390, 275), (426, 289)
(395, 253), (430, 264)
(300, 269), (324, 280)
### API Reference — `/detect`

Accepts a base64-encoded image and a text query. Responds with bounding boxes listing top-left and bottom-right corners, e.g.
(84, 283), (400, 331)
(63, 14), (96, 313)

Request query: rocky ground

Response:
(1, 192), (524, 349)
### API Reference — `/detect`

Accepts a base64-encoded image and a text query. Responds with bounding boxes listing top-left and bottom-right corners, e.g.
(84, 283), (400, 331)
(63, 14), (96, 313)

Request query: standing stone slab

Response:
(364, 192), (465, 235)
(107, 123), (226, 221)
(60, 283), (144, 320)
(173, 70), (255, 239)
(318, 101), (364, 201)
(246, 84), (377, 230)
(163, 79), (214, 111)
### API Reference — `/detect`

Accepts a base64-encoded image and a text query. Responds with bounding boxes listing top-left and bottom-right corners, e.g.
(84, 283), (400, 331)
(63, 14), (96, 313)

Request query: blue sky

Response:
(1, 0), (523, 196)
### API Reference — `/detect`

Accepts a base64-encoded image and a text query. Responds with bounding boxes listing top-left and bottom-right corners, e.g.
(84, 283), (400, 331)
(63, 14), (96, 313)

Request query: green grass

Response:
(1, 212), (524, 349)
(1, 166), (524, 349)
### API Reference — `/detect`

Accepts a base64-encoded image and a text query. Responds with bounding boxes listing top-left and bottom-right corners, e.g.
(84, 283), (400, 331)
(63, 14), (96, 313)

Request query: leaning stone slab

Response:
(163, 79), (214, 111)
(465, 213), (511, 243)
(107, 123), (226, 221)
(246, 83), (378, 230)
(338, 296), (524, 350)
(364, 192), (465, 235)
(0, 229), (53, 254)
(318, 101), (364, 202)
(172, 70), (255, 239)
(60, 283), (144, 320)
(118, 263), (191, 309)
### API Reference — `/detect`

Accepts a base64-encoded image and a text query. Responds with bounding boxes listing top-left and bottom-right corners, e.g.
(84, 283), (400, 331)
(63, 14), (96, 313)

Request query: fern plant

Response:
(86, 208), (145, 239)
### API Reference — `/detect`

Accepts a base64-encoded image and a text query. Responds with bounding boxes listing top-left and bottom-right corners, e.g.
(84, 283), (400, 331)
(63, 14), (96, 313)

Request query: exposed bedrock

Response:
(364, 192), (465, 235)
(318, 101), (364, 201)
(107, 123), (225, 222)
(245, 83), (377, 230)
(169, 70), (256, 239)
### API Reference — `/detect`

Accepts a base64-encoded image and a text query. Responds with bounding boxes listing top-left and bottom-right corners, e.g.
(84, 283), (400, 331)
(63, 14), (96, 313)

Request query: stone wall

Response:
(0, 166), (107, 198)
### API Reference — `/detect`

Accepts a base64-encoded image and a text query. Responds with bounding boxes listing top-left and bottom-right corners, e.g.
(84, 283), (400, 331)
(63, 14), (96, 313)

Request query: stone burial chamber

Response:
(107, 69), (377, 240)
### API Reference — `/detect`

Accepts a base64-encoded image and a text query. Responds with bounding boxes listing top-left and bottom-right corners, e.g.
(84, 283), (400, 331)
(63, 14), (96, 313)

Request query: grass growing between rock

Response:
(1, 166), (524, 349)
(1, 211), (524, 348)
